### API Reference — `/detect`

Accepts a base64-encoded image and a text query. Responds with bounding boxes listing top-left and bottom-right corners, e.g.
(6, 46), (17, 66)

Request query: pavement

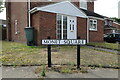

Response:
(1, 66), (119, 78)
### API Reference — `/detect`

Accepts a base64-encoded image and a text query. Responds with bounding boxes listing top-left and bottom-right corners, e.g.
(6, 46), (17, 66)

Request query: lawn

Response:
(1, 41), (119, 68)
(87, 42), (119, 50)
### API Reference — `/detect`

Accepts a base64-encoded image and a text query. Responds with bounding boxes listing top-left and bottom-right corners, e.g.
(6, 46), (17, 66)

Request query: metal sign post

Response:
(77, 36), (80, 69)
(47, 37), (51, 67)
(42, 36), (86, 69)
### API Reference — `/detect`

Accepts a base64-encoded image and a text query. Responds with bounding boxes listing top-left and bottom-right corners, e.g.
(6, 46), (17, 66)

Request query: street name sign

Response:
(42, 39), (86, 45)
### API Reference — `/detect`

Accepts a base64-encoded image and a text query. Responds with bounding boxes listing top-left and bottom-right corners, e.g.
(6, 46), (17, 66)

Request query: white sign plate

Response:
(42, 39), (86, 45)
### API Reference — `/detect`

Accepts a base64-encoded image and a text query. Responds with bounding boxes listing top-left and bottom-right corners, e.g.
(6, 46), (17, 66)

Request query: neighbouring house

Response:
(0, 19), (7, 40)
(6, 0), (105, 45)
(104, 18), (120, 34)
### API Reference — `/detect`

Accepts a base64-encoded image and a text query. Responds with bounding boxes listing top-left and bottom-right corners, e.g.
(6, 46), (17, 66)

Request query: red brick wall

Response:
(89, 19), (104, 42)
(9, 2), (28, 43)
(30, 2), (55, 9)
(32, 11), (56, 45)
(39, 11), (56, 45)
(31, 11), (40, 45)
(113, 22), (120, 29)
(30, 2), (80, 9)
(77, 17), (87, 40)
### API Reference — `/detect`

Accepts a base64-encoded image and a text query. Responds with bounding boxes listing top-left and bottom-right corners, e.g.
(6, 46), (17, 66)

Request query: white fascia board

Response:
(88, 16), (104, 21)
(35, 1), (87, 18)
(29, 7), (39, 14)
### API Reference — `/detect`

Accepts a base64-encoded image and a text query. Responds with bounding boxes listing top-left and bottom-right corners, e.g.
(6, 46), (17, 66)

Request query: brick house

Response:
(104, 18), (120, 34)
(6, 0), (105, 45)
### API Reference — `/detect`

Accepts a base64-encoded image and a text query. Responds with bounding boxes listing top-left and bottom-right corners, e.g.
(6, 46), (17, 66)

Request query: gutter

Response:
(87, 18), (89, 43)
(28, 0), (31, 27)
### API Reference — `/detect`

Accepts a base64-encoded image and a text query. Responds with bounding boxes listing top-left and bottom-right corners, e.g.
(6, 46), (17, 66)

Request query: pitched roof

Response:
(80, 8), (105, 19)
(30, 1), (87, 18)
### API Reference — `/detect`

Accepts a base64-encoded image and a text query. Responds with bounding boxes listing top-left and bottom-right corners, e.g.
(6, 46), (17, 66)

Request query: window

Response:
(57, 14), (67, 39)
(69, 19), (75, 31)
(109, 21), (112, 26)
(79, 0), (87, 10)
(105, 20), (108, 25)
(89, 19), (97, 31)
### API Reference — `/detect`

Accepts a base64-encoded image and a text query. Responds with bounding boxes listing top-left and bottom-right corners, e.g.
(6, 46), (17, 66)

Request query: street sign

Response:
(42, 39), (86, 45)
(42, 36), (85, 69)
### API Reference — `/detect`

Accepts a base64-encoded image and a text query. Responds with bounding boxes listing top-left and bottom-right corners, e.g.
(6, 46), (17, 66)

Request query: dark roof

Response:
(80, 8), (105, 19)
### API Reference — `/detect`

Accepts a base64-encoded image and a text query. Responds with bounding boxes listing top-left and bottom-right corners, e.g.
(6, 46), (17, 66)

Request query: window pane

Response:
(63, 16), (67, 21)
(90, 20), (93, 28)
(57, 15), (62, 39)
(63, 30), (67, 33)
(57, 30), (61, 33)
(94, 20), (97, 23)
(58, 25), (61, 30)
(63, 34), (67, 39)
(57, 34), (61, 39)
(57, 15), (62, 20)
(73, 25), (74, 30)
(93, 24), (96, 29)
(63, 16), (67, 31)
(63, 25), (67, 30)
(57, 20), (61, 24)
(70, 24), (71, 30)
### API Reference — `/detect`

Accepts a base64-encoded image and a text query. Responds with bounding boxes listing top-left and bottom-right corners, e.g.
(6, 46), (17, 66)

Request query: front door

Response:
(57, 14), (77, 39)
(67, 16), (77, 39)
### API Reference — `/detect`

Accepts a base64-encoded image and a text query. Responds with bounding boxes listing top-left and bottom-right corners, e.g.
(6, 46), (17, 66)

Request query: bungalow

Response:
(6, 0), (105, 45)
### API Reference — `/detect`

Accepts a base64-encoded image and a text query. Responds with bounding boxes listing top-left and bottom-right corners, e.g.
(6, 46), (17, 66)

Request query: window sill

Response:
(89, 29), (97, 31)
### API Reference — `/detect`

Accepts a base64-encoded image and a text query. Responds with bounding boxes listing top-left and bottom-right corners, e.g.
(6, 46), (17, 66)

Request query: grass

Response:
(41, 64), (46, 77)
(1, 41), (119, 68)
(87, 42), (119, 50)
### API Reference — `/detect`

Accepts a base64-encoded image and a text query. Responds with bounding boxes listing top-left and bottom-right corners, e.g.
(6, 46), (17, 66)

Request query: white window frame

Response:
(89, 19), (97, 31)
(56, 14), (67, 39)
(79, 0), (87, 10)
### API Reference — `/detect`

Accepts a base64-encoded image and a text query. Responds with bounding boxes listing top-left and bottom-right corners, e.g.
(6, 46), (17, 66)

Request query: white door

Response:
(67, 16), (77, 39)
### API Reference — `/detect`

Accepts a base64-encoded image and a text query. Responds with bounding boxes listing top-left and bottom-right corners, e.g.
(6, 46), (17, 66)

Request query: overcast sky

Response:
(0, 0), (120, 20)
(94, 0), (119, 18)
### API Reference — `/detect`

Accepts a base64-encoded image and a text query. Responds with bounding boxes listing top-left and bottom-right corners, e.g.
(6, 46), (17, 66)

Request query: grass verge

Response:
(87, 42), (119, 51)
(1, 41), (119, 68)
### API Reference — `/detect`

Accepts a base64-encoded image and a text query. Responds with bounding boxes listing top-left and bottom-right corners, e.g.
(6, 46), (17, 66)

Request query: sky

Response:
(0, 0), (120, 20)
(94, 0), (120, 18)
